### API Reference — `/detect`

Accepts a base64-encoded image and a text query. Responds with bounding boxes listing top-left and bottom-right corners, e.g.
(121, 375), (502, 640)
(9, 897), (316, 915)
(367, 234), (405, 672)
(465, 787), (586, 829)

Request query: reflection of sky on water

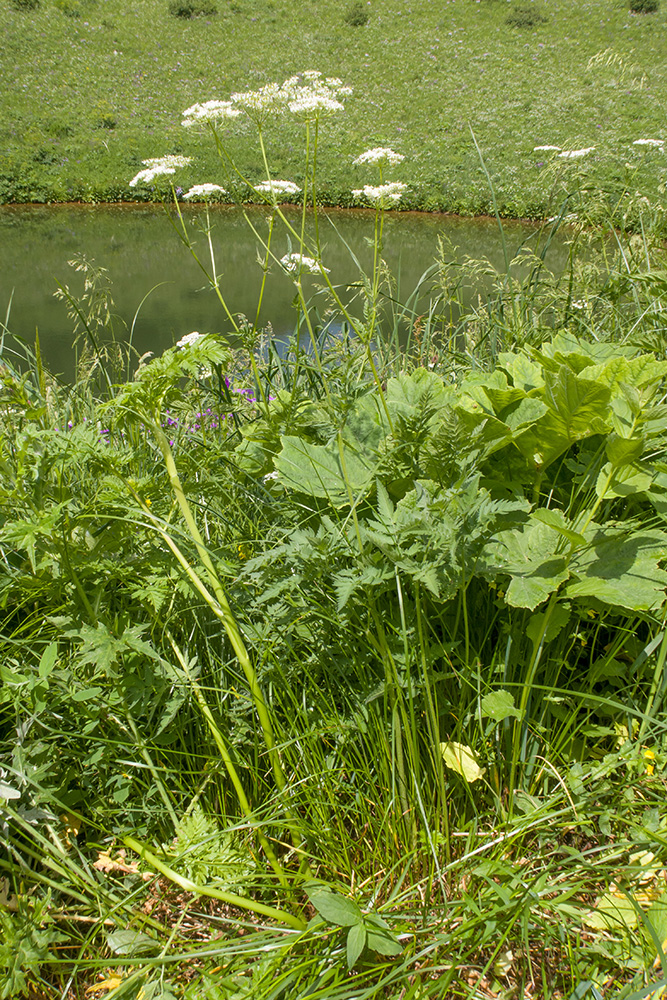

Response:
(0, 203), (568, 377)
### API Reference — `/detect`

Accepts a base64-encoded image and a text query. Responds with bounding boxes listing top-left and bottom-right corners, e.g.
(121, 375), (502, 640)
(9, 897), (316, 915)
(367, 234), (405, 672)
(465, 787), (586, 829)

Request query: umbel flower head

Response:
(129, 155), (192, 187)
(228, 71), (352, 123)
(353, 147), (405, 167)
(183, 184), (226, 200)
(280, 253), (330, 275)
(558, 147), (595, 159)
(182, 100), (241, 128)
(351, 182), (408, 207)
(633, 138), (664, 147)
(254, 179), (301, 199)
(176, 331), (205, 348)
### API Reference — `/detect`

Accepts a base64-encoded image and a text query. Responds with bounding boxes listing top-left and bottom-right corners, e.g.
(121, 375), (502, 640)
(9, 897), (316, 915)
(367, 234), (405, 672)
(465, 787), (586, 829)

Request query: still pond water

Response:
(0, 204), (566, 376)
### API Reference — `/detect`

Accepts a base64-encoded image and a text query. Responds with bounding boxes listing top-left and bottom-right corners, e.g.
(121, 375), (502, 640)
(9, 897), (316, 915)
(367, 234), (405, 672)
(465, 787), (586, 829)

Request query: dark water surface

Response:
(0, 204), (565, 376)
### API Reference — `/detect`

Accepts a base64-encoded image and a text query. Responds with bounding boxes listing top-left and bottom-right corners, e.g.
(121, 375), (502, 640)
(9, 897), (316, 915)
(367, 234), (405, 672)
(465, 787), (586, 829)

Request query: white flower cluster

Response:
(558, 147), (595, 159)
(183, 183), (226, 199)
(229, 71), (351, 122)
(129, 155), (192, 188)
(533, 145), (562, 152)
(182, 100), (241, 127)
(633, 138), (664, 147)
(280, 253), (330, 275)
(353, 147), (404, 167)
(351, 182), (408, 207)
(176, 331), (205, 348)
(255, 179), (301, 197)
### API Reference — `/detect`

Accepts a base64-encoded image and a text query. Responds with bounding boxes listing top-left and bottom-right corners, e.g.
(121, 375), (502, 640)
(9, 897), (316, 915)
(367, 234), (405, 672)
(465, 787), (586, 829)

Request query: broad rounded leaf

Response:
(440, 741), (484, 782)
(480, 690), (523, 722)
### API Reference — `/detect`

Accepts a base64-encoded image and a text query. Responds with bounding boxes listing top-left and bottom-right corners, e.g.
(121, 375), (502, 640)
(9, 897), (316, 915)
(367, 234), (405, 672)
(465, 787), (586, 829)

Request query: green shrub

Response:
(630, 0), (659, 12)
(506, 3), (548, 27)
(9, 0), (39, 9)
(167, 0), (217, 17)
(343, 0), (369, 26)
(54, 0), (85, 17)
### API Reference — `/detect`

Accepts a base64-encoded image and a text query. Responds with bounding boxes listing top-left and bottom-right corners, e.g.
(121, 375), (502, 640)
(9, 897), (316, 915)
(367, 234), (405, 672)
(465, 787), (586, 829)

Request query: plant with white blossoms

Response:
(176, 331), (205, 348)
(558, 147), (596, 159)
(533, 145), (562, 152)
(183, 184), (226, 200)
(229, 72), (351, 123)
(280, 253), (330, 275)
(130, 155), (192, 188)
(633, 138), (664, 147)
(254, 179), (301, 198)
(353, 147), (405, 167)
(182, 100), (241, 128)
(351, 182), (408, 207)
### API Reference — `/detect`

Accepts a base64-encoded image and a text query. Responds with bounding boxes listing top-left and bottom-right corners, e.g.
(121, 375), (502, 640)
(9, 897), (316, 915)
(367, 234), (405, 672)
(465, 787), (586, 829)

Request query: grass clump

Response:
(630, 0), (659, 12)
(167, 0), (217, 17)
(506, 3), (548, 28)
(8, 0), (39, 8)
(343, 0), (369, 26)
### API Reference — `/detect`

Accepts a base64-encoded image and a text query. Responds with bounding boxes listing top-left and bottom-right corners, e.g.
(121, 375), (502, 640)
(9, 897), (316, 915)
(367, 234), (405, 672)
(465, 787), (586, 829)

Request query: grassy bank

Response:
(3, 0), (667, 217)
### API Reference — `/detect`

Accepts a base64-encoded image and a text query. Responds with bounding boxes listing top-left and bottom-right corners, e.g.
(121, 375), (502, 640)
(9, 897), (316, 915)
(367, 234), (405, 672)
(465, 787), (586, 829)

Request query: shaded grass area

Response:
(2, 0), (667, 215)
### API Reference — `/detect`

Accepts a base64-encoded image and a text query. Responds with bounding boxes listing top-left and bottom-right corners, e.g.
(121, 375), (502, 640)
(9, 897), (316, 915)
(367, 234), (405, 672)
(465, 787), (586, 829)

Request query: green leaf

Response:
(514, 366), (611, 469)
(584, 892), (638, 932)
(480, 518), (569, 610)
(568, 528), (667, 611)
(365, 925), (403, 957)
(106, 929), (159, 956)
(480, 690), (523, 722)
(525, 602), (571, 650)
(440, 741), (484, 782)
(38, 643), (58, 679)
(276, 435), (376, 506)
(346, 923), (367, 969)
(646, 893), (667, 961)
(307, 889), (363, 927)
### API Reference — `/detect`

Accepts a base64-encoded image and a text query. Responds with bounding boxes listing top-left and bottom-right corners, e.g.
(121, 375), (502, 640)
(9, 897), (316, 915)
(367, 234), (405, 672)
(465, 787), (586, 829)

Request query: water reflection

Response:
(0, 203), (566, 376)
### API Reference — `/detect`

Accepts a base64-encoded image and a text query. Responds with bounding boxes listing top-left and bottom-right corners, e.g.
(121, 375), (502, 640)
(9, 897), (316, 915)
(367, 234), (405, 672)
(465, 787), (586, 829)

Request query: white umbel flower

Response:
(633, 138), (664, 147)
(533, 145), (562, 152)
(176, 331), (205, 348)
(353, 147), (404, 166)
(183, 184), (226, 199)
(558, 147), (595, 159)
(129, 155), (192, 188)
(255, 179), (301, 197)
(231, 82), (287, 119)
(280, 253), (329, 275)
(351, 182), (408, 207)
(288, 93), (345, 118)
(182, 100), (241, 127)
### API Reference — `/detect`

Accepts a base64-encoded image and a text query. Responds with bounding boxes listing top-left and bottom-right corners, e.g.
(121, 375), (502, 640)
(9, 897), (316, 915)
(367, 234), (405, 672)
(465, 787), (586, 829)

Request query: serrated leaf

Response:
(307, 889), (363, 927)
(568, 528), (667, 611)
(480, 519), (568, 610)
(346, 922), (366, 969)
(440, 741), (484, 782)
(480, 690), (523, 722)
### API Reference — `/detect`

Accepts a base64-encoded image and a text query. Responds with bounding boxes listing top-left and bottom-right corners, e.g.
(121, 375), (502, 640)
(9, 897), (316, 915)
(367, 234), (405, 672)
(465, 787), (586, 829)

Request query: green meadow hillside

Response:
(2, 0), (667, 214)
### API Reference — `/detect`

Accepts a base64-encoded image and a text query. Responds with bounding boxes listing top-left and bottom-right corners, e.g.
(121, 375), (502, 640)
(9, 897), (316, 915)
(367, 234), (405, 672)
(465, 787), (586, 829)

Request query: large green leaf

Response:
(568, 527), (667, 611)
(276, 434), (377, 505)
(480, 518), (569, 610)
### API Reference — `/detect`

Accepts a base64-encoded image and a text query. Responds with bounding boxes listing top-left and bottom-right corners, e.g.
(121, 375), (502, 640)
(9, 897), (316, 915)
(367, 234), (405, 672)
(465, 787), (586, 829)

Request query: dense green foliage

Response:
(2, 64), (667, 1000)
